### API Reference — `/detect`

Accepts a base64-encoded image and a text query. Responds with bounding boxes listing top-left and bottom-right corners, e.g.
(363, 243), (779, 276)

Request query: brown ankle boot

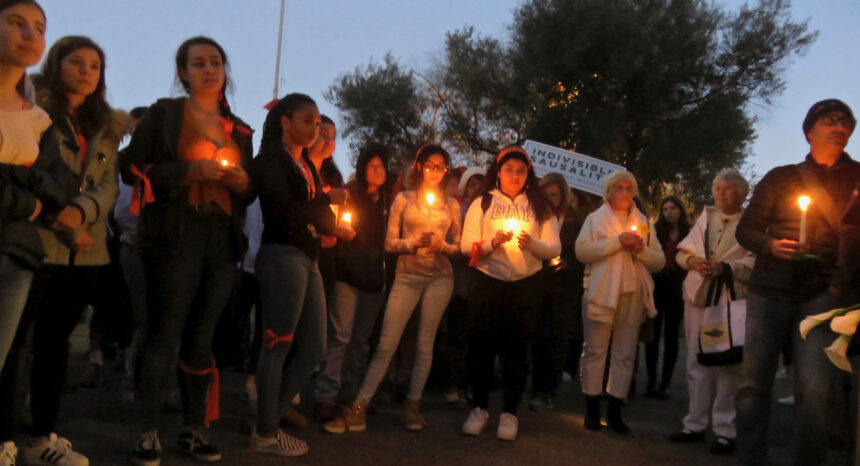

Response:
(403, 399), (427, 431)
(323, 401), (366, 434)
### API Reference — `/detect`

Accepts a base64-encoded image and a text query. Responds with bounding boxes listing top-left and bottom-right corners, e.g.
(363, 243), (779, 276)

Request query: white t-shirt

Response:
(0, 105), (52, 166)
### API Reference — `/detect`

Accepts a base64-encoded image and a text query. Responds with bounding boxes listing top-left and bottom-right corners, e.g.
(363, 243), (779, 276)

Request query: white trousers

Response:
(682, 301), (742, 438)
(580, 294), (641, 399)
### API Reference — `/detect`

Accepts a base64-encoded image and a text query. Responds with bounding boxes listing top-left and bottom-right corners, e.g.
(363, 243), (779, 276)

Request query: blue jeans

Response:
(736, 290), (846, 465)
(255, 244), (326, 435)
(315, 281), (385, 403)
(0, 254), (33, 373)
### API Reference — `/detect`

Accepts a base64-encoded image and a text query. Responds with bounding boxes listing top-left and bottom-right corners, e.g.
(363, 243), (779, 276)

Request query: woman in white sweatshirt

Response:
(459, 146), (560, 441)
(575, 170), (665, 434)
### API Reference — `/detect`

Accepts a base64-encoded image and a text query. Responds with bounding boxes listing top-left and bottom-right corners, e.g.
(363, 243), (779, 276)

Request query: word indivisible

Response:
(530, 151), (612, 181)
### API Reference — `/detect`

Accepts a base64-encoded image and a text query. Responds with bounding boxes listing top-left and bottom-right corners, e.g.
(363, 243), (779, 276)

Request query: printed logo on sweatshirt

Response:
(490, 203), (535, 223)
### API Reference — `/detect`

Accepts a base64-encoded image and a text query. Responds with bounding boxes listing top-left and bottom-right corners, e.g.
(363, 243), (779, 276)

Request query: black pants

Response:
(0, 265), (101, 438)
(137, 211), (238, 429)
(645, 283), (683, 388)
(531, 283), (575, 397)
(467, 272), (543, 414)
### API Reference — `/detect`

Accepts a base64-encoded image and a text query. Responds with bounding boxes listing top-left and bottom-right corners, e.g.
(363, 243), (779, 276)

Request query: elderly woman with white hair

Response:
(575, 171), (665, 433)
(668, 168), (755, 455)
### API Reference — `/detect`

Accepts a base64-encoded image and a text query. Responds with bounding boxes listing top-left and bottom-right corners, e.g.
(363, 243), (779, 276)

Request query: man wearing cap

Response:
(734, 99), (859, 465)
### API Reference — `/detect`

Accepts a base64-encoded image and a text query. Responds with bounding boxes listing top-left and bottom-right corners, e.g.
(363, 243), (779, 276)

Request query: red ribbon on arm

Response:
(178, 359), (220, 427)
(264, 329), (294, 349)
(129, 164), (154, 214)
(469, 240), (490, 268)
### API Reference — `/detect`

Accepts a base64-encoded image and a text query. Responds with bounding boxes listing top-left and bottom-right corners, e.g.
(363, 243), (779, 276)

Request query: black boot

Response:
(584, 395), (602, 431)
(607, 396), (629, 434)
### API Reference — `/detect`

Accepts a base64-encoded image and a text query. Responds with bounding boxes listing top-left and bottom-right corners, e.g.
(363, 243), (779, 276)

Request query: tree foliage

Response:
(327, 0), (815, 212)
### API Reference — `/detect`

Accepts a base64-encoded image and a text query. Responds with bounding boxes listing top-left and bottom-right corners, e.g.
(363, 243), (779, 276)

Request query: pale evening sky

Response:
(38, 0), (859, 181)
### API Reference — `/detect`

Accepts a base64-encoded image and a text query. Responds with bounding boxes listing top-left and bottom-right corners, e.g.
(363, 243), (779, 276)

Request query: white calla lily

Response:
(800, 308), (851, 340)
(824, 334), (853, 372)
(831, 310), (860, 336)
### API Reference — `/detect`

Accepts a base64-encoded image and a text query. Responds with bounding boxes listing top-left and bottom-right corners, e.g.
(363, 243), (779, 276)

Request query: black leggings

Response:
(645, 284), (683, 387)
(467, 271), (543, 415)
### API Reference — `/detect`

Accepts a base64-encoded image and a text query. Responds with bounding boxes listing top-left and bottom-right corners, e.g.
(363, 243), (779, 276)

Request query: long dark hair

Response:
(655, 195), (691, 245)
(355, 142), (394, 203)
(174, 36), (236, 122)
(259, 93), (317, 155)
(35, 36), (110, 138)
(480, 146), (552, 221)
(406, 143), (451, 190)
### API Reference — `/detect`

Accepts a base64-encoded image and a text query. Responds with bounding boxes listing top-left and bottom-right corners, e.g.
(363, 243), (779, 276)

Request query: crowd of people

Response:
(0, 1), (858, 465)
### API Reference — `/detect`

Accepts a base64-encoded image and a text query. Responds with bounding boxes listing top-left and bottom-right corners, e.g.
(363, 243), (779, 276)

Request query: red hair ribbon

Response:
(263, 99), (279, 111)
(496, 146), (531, 168)
(178, 360), (220, 427)
(264, 329), (294, 349)
(129, 164), (154, 214)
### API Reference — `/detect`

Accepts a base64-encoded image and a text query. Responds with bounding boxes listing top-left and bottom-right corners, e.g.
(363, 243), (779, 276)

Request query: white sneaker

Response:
(778, 395), (795, 406)
(22, 433), (89, 466)
(496, 413), (518, 441)
(250, 428), (308, 457)
(462, 407), (489, 436)
(0, 441), (17, 466)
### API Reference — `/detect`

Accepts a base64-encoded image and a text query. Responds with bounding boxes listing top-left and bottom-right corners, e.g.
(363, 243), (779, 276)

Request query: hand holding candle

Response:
(341, 212), (352, 229)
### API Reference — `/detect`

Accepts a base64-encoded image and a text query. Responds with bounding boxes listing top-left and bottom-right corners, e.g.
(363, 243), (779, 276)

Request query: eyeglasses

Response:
(818, 113), (856, 130)
(423, 163), (448, 174)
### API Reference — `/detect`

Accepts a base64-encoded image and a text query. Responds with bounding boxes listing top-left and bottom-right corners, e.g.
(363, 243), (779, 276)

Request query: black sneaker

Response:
(667, 428), (705, 443)
(129, 430), (161, 466)
(177, 428), (221, 462)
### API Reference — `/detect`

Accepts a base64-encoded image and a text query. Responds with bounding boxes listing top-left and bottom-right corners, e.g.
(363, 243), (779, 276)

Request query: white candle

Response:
(341, 212), (352, 229)
(504, 218), (520, 234)
(425, 192), (435, 224)
(798, 196), (810, 245)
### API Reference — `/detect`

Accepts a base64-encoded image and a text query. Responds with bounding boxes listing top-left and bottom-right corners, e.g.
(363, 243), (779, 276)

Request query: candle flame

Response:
(342, 213), (351, 223)
(220, 159), (229, 167)
(630, 225), (638, 232)
(798, 195), (811, 211)
(504, 218), (520, 233)
(426, 193), (435, 206)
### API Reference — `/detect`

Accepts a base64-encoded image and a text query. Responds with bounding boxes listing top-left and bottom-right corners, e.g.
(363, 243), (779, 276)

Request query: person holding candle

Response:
(667, 169), (754, 454)
(249, 93), (353, 456)
(528, 172), (586, 411)
(459, 146), (560, 441)
(324, 143), (460, 434)
(119, 37), (255, 465)
(735, 99), (860, 466)
(313, 142), (394, 422)
(575, 170), (665, 434)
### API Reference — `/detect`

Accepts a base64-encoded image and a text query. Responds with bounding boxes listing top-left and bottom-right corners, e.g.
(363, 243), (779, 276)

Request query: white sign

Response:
(523, 140), (625, 196)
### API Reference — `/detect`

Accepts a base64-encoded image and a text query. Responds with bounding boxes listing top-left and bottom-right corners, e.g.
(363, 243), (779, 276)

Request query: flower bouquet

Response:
(799, 303), (860, 372)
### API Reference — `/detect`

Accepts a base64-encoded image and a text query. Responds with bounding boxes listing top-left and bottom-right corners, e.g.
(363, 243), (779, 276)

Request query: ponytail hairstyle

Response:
(174, 36), (236, 122)
(405, 143), (452, 190)
(480, 145), (551, 221)
(35, 35), (110, 138)
(259, 92), (317, 155)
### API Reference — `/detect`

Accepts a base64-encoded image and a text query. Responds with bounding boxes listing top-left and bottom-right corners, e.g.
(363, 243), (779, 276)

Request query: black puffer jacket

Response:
(736, 153), (860, 301)
(0, 130), (77, 268)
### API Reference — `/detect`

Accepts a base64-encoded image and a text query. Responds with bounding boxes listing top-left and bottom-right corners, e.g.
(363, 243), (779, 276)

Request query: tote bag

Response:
(697, 265), (746, 366)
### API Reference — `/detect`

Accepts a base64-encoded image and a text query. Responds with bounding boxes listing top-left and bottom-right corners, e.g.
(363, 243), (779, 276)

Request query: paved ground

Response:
(6, 322), (852, 466)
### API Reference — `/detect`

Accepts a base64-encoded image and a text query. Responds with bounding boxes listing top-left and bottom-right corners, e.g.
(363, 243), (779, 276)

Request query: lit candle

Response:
(798, 195), (810, 245)
(425, 192), (436, 224)
(630, 225), (638, 234)
(341, 212), (352, 229)
(504, 218), (520, 234)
